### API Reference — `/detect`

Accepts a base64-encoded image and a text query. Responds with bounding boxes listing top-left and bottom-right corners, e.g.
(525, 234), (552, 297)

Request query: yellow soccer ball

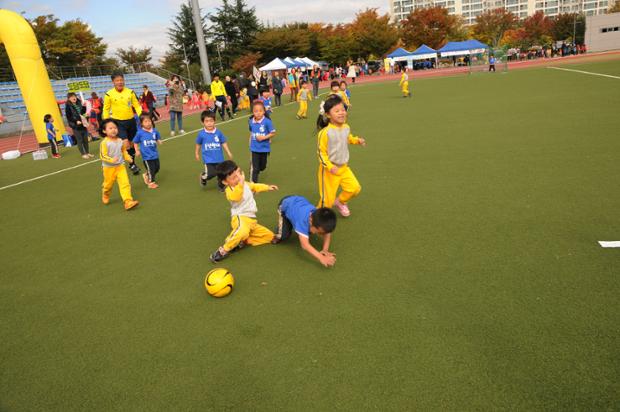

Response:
(205, 268), (235, 298)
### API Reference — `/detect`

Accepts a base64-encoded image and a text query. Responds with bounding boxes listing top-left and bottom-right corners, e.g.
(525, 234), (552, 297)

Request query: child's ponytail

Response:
(316, 94), (343, 131)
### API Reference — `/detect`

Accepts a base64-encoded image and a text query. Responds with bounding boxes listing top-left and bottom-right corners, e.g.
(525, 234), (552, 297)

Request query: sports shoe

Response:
(52, 154), (61, 159)
(124, 199), (139, 210)
(129, 163), (140, 175)
(230, 241), (246, 254)
(148, 182), (159, 189)
(142, 173), (150, 185)
(210, 248), (229, 263)
(170, 131), (176, 137)
(82, 154), (90, 159)
(333, 199), (351, 217)
(179, 129), (185, 134)
(87, 153), (95, 158)
(102, 194), (110, 205)
(199, 172), (207, 187)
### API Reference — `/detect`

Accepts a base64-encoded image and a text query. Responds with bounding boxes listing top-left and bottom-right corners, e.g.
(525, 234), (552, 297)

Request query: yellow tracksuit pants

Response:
(401, 81), (409, 97)
(318, 164), (361, 208)
(102, 165), (133, 202)
(223, 215), (274, 252)
(297, 100), (308, 118)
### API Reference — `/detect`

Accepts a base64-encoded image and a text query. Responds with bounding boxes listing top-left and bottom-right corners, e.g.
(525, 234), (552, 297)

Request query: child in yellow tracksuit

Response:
(316, 94), (366, 217)
(296, 81), (312, 119)
(210, 160), (278, 263)
(99, 119), (139, 210)
(400, 69), (410, 98)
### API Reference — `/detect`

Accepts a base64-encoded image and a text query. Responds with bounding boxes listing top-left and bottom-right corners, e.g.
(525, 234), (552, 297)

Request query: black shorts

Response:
(275, 196), (294, 242)
(114, 118), (138, 141)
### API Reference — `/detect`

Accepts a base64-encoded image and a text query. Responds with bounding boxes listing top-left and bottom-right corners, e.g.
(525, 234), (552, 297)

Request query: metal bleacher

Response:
(0, 72), (169, 122)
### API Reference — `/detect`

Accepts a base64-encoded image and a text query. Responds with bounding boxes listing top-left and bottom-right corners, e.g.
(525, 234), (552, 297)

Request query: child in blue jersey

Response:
(260, 89), (273, 118)
(274, 195), (338, 267)
(44, 114), (60, 158)
(340, 81), (351, 105)
(249, 100), (276, 183)
(195, 110), (233, 191)
(133, 114), (162, 189)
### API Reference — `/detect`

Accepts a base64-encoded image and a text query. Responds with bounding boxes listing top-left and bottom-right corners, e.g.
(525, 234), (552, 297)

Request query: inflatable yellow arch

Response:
(0, 9), (67, 144)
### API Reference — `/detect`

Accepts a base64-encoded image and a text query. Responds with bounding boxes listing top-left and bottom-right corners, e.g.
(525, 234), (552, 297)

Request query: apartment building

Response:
(389, 0), (613, 25)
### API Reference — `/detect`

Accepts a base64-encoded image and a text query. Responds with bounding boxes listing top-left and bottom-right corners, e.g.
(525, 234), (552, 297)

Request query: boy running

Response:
(133, 114), (162, 189)
(296, 81), (312, 120)
(195, 111), (233, 190)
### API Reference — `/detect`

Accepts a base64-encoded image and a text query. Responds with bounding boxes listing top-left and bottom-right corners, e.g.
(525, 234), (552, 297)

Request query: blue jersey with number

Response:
(132, 128), (161, 160)
(46, 122), (55, 141)
(280, 196), (316, 238)
(196, 128), (227, 164)
(249, 117), (275, 153)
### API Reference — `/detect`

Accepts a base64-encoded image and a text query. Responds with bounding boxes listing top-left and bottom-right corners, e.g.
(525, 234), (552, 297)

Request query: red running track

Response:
(1, 50), (619, 156)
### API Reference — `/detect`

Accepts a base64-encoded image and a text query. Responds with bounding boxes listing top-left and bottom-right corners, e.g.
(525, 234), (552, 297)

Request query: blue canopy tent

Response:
(386, 47), (412, 59)
(438, 40), (488, 57)
(411, 44), (437, 60)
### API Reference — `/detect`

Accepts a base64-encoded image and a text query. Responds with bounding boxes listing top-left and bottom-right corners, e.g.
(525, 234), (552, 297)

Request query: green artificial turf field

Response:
(1, 60), (620, 410)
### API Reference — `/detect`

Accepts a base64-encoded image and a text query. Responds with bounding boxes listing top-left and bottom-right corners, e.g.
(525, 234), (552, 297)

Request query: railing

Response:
(0, 62), (194, 89)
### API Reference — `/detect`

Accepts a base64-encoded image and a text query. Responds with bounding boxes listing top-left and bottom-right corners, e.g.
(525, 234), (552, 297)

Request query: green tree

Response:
(29, 15), (107, 67)
(167, 1), (207, 66)
(348, 8), (399, 60)
(319, 24), (357, 64)
(252, 24), (311, 62)
(551, 13), (585, 43)
(208, 0), (260, 68)
(472, 9), (518, 48)
(116, 46), (152, 66)
(401, 6), (465, 50)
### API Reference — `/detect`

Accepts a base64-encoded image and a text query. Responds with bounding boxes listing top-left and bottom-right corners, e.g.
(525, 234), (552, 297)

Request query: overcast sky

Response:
(1, 0), (388, 61)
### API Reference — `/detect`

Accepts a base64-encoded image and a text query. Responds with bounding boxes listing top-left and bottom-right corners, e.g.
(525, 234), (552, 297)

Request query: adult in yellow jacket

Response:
(99, 119), (139, 210)
(103, 72), (143, 174)
(211, 73), (232, 120)
(317, 95), (366, 217)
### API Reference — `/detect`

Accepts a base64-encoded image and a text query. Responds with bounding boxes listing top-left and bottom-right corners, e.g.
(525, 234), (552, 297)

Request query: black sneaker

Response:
(210, 249), (228, 263)
(129, 163), (140, 175)
(230, 241), (246, 253)
(200, 173), (207, 187)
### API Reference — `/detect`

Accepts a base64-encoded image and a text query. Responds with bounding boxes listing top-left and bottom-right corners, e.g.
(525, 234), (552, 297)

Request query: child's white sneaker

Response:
(333, 199), (350, 217)
(179, 129), (185, 134)
(170, 131), (176, 137)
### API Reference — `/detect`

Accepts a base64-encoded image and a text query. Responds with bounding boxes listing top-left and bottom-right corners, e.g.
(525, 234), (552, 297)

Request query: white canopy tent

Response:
(259, 58), (287, 71)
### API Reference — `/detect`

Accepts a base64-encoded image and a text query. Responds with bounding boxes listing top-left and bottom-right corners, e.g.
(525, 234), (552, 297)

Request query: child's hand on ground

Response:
(321, 250), (336, 259)
(358, 138), (366, 146)
(319, 253), (336, 267)
(330, 166), (339, 175)
(268, 185), (278, 191)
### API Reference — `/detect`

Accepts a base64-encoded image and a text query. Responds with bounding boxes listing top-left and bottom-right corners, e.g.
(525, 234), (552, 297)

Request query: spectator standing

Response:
(224, 75), (238, 115)
(65, 92), (92, 159)
(272, 72), (284, 106)
(311, 66), (321, 97)
(168, 75), (185, 136)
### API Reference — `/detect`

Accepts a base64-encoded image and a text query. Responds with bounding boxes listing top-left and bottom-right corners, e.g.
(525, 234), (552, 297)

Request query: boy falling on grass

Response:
(273, 195), (337, 268)
(296, 81), (312, 120)
(210, 160), (278, 263)
(99, 119), (139, 210)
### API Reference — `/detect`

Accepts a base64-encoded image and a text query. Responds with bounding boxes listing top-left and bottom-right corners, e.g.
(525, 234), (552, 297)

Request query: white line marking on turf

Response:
(547, 66), (620, 80)
(598, 241), (620, 248)
(0, 92), (329, 192)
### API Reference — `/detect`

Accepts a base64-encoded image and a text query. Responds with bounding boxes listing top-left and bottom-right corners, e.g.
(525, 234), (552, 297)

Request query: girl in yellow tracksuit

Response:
(316, 94), (366, 217)
(99, 119), (139, 210)
(400, 69), (410, 97)
(296, 81), (312, 119)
